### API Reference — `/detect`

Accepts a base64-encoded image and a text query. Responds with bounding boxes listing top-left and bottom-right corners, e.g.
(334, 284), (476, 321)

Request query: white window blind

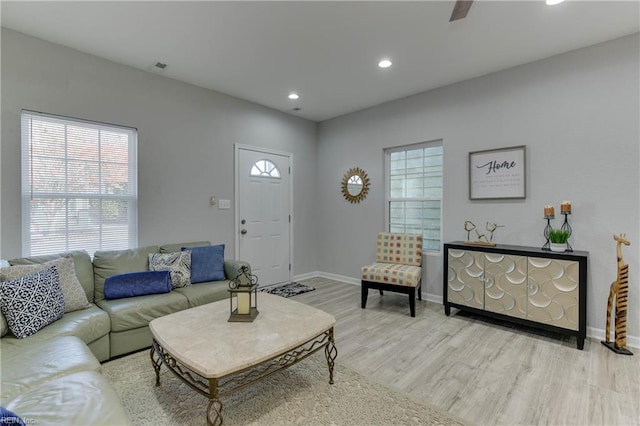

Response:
(385, 141), (443, 252)
(21, 110), (138, 256)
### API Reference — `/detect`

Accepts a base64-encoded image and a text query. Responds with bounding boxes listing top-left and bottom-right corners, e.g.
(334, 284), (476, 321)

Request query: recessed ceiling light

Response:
(546, 0), (565, 5)
(378, 59), (392, 69)
(288, 93), (299, 100)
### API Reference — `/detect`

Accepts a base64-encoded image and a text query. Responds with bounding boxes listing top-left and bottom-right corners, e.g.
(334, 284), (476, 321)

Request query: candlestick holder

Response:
(560, 211), (573, 252)
(228, 265), (259, 322)
(542, 216), (553, 251)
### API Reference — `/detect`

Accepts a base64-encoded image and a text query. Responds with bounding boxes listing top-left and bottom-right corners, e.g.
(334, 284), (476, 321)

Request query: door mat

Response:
(258, 282), (315, 298)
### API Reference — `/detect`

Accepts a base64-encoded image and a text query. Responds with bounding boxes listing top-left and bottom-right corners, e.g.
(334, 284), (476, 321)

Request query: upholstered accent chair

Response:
(361, 233), (423, 317)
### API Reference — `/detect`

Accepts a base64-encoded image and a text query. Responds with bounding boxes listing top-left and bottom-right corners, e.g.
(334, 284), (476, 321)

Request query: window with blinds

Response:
(385, 141), (443, 252)
(21, 110), (138, 256)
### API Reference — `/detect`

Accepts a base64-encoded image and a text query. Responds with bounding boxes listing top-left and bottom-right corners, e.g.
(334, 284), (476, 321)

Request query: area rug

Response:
(102, 350), (467, 426)
(258, 281), (315, 298)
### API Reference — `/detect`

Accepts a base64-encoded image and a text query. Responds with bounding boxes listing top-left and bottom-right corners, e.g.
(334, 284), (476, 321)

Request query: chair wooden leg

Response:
(409, 288), (416, 317)
(418, 283), (422, 301)
(379, 290), (383, 296)
(361, 283), (369, 309)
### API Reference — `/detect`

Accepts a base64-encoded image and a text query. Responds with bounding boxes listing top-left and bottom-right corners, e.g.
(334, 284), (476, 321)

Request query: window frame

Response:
(384, 139), (444, 254)
(21, 110), (138, 256)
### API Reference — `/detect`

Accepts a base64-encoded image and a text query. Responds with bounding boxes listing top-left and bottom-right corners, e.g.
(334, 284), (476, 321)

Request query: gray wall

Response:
(3, 27), (639, 342)
(1, 28), (319, 276)
(317, 34), (640, 340)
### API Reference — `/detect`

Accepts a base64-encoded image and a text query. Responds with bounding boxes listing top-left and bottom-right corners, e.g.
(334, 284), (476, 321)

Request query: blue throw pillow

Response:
(104, 271), (172, 299)
(0, 406), (25, 426)
(182, 244), (225, 283)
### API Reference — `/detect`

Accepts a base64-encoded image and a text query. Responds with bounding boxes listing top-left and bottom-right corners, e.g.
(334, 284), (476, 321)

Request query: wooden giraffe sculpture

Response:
(601, 233), (634, 355)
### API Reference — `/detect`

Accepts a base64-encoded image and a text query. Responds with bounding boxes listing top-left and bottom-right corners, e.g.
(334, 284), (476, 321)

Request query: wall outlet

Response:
(218, 199), (231, 209)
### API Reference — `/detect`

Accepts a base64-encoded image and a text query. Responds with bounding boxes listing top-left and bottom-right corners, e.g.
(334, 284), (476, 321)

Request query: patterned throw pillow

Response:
(1, 260), (10, 336)
(0, 266), (65, 339)
(148, 251), (192, 288)
(0, 312), (7, 337)
(0, 407), (25, 426)
(0, 256), (91, 313)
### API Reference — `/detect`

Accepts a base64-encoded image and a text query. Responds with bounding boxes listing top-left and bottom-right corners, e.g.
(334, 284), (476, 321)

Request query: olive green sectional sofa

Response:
(0, 240), (249, 425)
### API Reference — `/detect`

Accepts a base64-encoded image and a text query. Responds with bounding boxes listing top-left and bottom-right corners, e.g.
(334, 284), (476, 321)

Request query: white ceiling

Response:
(2, 1), (638, 122)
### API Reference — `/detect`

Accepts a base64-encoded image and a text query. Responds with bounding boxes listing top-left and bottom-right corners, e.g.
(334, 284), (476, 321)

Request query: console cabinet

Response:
(444, 242), (588, 349)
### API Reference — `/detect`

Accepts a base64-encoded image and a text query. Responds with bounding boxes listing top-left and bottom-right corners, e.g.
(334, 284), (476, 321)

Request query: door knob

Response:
(241, 229), (247, 235)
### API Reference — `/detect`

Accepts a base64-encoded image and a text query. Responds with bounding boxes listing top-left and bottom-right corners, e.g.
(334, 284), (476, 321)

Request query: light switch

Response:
(218, 199), (231, 209)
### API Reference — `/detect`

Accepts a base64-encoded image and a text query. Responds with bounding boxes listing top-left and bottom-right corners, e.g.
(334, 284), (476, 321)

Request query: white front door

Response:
(236, 146), (291, 286)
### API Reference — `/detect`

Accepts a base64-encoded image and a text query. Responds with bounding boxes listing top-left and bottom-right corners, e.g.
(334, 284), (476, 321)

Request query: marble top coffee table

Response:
(149, 293), (337, 426)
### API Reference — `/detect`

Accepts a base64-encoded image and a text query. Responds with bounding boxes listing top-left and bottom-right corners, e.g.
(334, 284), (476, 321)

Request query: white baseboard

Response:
(588, 326), (639, 349)
(295, 272), (443, 302)
(295, 271), (639, 349)
(315, 271), (360, 286)
(293, 271), (323, 282)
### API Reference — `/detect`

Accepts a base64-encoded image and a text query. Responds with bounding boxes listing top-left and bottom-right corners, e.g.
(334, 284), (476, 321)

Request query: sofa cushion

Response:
(149, 252), (191, 288)
(1, 256), (91, 313)
(97, 292), (189, 332)
(1, 336), (100, 401)
(0, 267), (65, 339)
(361, 263), (422, 287)
(182, 244), (225, 283)
(174, 280), (230, 307)
(93, 245), (159, 302)
(9, 250), (95, 302)
(160, 241), (210, 253)
(223, 260), (252, 282)
(108, 326), (154, 359)
(3, 371), (131, 426)
(0, 304), (110, 347)
(104, 271), (172, 299)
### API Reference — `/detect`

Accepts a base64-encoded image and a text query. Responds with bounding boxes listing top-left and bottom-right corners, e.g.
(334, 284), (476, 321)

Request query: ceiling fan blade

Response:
(449, 0), (474, 22)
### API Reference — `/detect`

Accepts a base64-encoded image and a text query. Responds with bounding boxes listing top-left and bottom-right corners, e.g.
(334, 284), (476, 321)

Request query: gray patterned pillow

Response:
(0, 266), (65, 339)
(148, 252), (191, 288)
(0, 256), (91, 313)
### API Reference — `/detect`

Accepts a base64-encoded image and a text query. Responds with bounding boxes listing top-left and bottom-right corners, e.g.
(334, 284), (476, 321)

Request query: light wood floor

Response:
(293, 277), (640, 426)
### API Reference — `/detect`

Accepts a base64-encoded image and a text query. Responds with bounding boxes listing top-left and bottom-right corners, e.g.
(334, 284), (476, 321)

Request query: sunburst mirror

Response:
(341, 167), (370, 203)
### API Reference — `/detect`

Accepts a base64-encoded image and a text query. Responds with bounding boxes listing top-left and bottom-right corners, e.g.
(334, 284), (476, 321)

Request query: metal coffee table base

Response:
(151, 327), (337, 426)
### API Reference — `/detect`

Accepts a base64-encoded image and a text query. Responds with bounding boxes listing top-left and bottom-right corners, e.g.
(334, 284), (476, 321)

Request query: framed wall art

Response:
(469, 145), (526, 200)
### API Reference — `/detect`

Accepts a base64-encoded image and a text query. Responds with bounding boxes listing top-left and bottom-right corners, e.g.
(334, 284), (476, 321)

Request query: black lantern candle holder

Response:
(228, 265), (259, 322)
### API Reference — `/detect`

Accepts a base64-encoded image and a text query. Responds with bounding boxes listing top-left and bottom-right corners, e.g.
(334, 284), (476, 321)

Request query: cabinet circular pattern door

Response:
(527, 257), (579, 331)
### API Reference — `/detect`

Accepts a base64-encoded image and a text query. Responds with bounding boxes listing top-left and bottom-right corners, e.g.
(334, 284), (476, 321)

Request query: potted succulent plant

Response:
(548, 228), (570, 252)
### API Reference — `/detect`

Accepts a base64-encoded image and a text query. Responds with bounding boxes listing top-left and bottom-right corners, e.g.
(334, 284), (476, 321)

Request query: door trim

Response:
(234, 143), (293, 281)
